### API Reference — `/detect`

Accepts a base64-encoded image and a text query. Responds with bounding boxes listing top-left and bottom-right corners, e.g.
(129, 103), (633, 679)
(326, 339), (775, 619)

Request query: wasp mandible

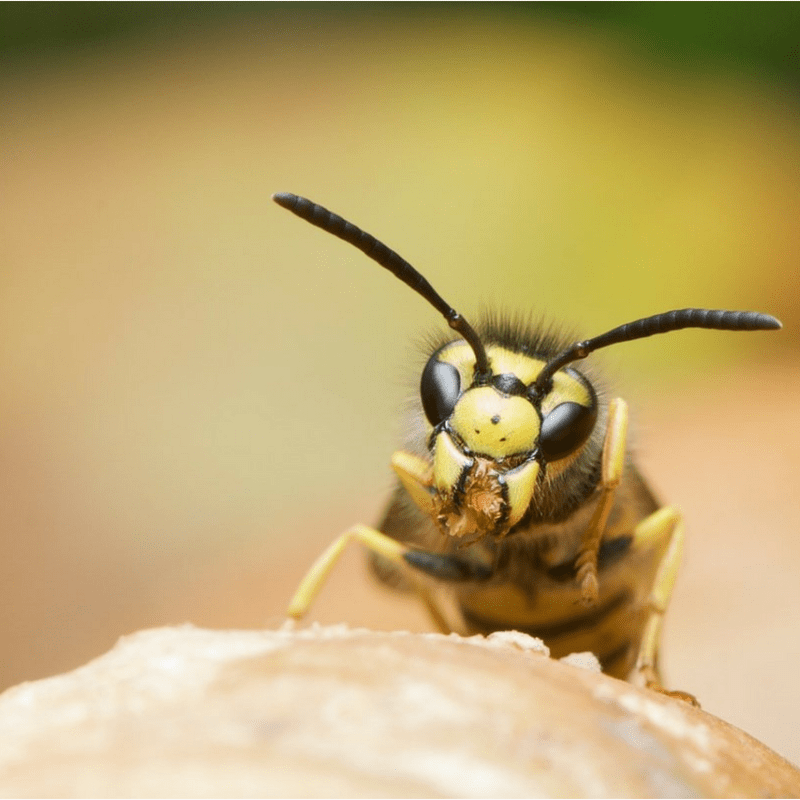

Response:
(273, 192), (780, 700)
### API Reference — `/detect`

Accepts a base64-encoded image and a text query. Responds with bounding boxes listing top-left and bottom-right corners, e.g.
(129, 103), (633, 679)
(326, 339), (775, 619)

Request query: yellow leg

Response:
(630, 506), (699, 705)
(286, 524), (455, 633)
(576, 397), (628, 605)
(287, 524), (408, 620)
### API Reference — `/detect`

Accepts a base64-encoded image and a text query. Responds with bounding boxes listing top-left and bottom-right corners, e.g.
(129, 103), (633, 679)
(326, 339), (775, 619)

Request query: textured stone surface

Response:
(0, 625), (797, 798)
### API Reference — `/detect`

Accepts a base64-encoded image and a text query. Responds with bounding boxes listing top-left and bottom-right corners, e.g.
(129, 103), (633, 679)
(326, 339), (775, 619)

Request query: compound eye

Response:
(420, 357), (461, 426)
(539, 402), (597, 462)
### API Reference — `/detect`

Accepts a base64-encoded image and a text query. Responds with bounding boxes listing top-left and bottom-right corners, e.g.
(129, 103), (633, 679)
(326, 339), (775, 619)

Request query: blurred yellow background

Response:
(1, 5), (798, 764)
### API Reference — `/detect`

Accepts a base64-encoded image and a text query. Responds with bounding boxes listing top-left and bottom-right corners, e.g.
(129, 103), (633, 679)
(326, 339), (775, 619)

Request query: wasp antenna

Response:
(533, 308), (782, 395)
(273, 192), (492, 379)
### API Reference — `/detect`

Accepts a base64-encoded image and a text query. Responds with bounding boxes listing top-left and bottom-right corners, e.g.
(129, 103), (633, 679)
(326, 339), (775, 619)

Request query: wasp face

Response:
(398, 340), (598, 544)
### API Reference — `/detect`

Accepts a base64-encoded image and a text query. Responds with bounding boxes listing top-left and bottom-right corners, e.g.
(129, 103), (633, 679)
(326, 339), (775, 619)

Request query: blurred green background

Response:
(1, 2), (798, 764)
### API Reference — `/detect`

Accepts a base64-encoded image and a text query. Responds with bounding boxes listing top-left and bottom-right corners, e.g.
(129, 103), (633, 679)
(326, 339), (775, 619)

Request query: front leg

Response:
(286, 524), (409, 620)
(286, 524), (491, 632)
(576, 397), (628, 605)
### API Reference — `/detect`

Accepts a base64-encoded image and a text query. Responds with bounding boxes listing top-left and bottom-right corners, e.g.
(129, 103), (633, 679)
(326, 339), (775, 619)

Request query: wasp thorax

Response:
(450, 387), (539, 459)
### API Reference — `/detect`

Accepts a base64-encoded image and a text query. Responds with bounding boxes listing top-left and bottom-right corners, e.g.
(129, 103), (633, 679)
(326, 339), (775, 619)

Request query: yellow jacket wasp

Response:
(273, 191), (780, 700)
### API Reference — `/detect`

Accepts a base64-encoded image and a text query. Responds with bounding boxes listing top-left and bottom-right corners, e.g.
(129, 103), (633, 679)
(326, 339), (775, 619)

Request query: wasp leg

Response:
(629, 507), (699, 706)
(286, 524), (458, 632)
(576, 397), (628, 606)
(286, 525), (408, 620)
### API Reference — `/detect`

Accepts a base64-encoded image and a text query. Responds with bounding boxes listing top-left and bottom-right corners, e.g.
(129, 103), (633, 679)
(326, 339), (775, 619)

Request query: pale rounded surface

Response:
(0, 624), (797, 798)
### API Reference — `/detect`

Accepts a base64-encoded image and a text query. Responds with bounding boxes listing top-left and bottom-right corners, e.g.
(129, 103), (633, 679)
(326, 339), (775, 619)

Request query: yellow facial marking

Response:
(433, 429), (474, 493)
(436, 343), (545, 387)
(503, 459), (540, 527)
(541, 370), (593, 417)
(450, 387), (539, 459)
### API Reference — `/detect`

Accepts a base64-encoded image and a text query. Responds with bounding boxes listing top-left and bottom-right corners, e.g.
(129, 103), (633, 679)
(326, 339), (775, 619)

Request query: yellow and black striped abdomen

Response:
(456, 541), (660, 678)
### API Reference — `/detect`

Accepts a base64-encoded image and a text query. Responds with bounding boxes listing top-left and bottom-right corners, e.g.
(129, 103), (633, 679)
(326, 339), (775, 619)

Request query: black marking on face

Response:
(492, 372), (527, 396)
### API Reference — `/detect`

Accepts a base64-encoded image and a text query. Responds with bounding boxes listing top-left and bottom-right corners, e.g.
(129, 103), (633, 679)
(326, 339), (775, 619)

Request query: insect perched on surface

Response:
(273, 191), (781, 700)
